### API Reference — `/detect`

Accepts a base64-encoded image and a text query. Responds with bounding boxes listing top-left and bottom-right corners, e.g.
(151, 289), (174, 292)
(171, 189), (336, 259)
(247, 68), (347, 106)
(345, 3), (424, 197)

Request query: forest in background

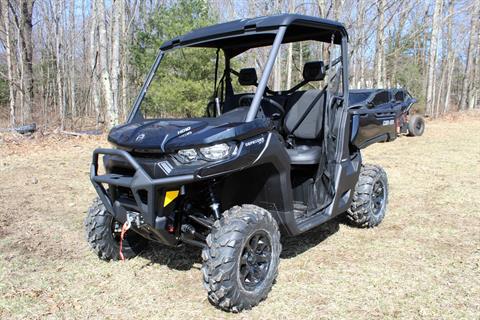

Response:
(0, 0), (479, 131)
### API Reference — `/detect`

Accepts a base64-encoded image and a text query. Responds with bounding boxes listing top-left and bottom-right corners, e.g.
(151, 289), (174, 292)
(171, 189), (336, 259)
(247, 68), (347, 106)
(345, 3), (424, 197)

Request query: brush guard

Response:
(90, 148), (195, 245)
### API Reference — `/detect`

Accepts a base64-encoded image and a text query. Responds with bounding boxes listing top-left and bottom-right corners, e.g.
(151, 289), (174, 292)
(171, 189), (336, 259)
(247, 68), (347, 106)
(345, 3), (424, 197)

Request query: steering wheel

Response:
(238, 94), (285, 119)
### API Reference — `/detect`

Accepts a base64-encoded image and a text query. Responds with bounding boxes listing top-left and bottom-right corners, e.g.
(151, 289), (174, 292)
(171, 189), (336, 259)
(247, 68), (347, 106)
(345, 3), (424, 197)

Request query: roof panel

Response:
(160, 14), (348, 51)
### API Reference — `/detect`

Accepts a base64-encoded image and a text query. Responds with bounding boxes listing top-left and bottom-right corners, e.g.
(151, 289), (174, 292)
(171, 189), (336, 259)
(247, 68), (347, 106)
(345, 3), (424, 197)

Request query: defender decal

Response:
(245, 137), (265, 147)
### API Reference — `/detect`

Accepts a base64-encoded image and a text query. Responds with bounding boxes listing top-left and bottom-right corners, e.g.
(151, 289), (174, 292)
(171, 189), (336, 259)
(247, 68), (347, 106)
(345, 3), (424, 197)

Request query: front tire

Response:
(84, 197), (147, 260)
(347, 164), (388, 228)
(201, 205), (281, 312)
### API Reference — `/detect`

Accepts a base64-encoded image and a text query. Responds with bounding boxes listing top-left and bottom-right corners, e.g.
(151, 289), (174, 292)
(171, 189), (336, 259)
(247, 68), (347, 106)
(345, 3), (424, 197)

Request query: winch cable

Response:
(119, 220), (131, 262)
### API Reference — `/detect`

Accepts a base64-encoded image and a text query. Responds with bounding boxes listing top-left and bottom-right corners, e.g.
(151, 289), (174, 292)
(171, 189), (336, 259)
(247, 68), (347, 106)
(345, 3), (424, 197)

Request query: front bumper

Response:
(90, 148), (195, 245)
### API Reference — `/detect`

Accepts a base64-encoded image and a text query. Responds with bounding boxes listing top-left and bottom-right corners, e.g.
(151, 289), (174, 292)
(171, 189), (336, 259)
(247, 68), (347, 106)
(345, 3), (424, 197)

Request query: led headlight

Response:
(199, 143), (231, 160)
(177, 148), (197, 163)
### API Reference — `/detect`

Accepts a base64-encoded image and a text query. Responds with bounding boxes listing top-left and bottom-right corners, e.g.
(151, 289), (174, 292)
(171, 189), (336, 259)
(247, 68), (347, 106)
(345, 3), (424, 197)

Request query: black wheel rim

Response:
(416, 120), (423, 131)
(239, 231), (272, 291)
(372, 180), (386, 216)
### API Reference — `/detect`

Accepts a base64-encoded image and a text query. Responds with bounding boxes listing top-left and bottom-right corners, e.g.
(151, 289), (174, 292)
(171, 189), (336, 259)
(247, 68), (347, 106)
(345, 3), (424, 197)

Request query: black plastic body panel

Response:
(108, 111), (272, 152)
(349, 106), (400, 149)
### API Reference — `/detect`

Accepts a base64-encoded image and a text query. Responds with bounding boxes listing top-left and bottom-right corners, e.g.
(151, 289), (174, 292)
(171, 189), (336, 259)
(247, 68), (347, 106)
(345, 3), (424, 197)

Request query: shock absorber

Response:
(208, 181), (221, 220)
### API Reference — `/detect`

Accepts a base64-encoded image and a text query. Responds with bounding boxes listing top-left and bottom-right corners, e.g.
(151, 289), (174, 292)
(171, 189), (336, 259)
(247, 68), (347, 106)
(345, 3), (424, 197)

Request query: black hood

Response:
(108, 108), (272, 152)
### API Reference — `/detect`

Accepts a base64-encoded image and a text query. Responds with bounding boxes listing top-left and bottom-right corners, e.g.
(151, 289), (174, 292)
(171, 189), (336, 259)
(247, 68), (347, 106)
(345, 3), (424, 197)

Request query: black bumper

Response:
(90, 148), (195, 245)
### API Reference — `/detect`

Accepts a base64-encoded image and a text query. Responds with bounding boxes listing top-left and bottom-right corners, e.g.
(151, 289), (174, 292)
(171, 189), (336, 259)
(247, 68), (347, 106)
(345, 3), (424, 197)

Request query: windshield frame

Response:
(126, 25), (348, 124)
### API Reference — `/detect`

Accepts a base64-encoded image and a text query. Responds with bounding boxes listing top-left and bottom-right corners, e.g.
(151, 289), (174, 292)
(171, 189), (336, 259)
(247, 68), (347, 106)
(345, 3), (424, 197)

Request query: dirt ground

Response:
(1, 113), (479, 319)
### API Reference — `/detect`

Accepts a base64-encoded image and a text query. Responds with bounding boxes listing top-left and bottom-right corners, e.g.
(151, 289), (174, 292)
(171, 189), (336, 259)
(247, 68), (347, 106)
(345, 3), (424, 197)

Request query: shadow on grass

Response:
(138, 217), (341, 270)
(280, 218), (340, 259)
(139, 242), (202, 271)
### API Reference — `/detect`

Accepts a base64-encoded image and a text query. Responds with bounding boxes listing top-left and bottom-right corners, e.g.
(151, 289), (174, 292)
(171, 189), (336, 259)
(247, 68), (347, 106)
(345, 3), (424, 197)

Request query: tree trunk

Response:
(97, 0), (116, 128)
(1, 0), (16, 127)
(374, 0), (385, 88)
(468, 16), (480, 110)
(90, 0), (100, 123)
(286, 0), (294, 90)
(473, 35), (480, 109)
(358, 0), (365, 88)
(121, 0), (128, 118)
(110, 0), (121, 123)
(53, 0), (66, 129)
(69, 0), (76, 118)
(425, 0), (442, 117)
(459, 1), (480, 110)
(19, 0), (35, 124)
(443, 0), (455, 113)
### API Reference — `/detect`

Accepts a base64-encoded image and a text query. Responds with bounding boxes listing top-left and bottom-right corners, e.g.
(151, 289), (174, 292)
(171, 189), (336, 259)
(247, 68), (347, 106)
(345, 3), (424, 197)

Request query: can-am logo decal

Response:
(245, 137), (265, 147)
(382, 119), (394, 126)
(177, 127), (191, 135)
(158, 161), (173, 175)
(135, 133), (145, 142)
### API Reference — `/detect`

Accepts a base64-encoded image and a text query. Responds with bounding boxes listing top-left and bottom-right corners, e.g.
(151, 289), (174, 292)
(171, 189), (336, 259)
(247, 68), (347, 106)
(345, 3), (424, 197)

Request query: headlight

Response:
(177, 148), (197, 163)
(199, 143), (231, 160)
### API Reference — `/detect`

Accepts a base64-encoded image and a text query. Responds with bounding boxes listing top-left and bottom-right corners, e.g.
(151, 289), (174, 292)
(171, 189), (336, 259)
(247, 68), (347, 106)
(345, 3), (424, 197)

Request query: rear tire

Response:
(347, 165), (388, 228)
(84, 197), (147, 260)
(201, 205), (281, 312)
(407, 114), (425, 136)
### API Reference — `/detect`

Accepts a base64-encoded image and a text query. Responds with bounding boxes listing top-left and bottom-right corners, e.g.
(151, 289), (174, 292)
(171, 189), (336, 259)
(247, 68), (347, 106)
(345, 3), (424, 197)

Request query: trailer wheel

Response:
(84, 197), (147, 261)
(347, 164), (388, 228)
(407, 114), (425, 136)
(201, 205), (281, 312)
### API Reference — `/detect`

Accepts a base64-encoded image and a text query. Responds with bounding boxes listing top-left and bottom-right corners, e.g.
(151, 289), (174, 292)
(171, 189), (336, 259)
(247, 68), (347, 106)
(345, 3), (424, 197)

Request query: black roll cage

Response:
(126, 19), (350, 126)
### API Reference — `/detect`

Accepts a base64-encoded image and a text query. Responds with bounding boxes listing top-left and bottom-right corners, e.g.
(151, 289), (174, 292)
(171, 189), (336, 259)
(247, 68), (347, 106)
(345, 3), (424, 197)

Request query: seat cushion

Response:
(286, 145), (322, 165)
(284, 90), (325, 139)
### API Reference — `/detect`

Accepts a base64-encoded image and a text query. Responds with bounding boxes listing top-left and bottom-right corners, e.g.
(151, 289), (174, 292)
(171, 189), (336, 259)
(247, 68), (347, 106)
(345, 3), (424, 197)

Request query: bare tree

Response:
(1, 1), (16, 127)
(286, 0), (294, 89)
(357, 0), (366, 88)
(425, 0), (442, 116)
(110, 0), (121, 123)
(52, 0), (66, 129)
(467, 15), (480, 110)
(472, 34), (480, 109)
(374, 0), (386, 88)
(17, 0), (35, 124)
(69, 0), (76, 118)
(89, 0), (100, 123)
(443, 0), (455, 114)
(459, 1), (479, 110)
(97, 0), (116, 128)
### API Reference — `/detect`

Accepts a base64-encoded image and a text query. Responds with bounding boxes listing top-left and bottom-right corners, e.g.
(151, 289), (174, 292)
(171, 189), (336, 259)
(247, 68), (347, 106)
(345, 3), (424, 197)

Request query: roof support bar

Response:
(245, 26), (287, 122)
(127, 51), (164, 123)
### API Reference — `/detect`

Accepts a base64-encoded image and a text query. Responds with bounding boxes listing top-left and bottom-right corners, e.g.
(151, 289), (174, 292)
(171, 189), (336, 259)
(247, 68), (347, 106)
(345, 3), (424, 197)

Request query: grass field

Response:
(1, 113), (479, 319)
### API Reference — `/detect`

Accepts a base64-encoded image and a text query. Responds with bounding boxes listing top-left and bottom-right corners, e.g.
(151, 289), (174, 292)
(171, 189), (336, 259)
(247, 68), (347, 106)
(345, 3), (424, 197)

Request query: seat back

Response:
(284, 89), (325, 139)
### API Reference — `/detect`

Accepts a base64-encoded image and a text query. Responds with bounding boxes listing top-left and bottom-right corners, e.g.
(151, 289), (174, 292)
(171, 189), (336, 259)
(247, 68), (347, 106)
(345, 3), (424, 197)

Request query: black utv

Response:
(85, 14), (401, 312)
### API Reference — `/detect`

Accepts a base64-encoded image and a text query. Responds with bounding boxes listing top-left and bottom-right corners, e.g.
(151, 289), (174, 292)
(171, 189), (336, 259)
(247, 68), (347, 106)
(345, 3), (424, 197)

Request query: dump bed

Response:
(348, 88), (416, 149)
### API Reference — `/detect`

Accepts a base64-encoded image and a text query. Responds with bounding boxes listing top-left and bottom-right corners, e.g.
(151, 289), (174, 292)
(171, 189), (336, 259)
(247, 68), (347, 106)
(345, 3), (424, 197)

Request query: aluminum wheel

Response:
(239, 231), (272, 291)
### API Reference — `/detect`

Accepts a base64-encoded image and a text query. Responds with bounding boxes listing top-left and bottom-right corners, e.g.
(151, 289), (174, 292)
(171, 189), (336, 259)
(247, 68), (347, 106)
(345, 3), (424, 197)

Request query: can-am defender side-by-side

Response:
(85, 14), (407, 312)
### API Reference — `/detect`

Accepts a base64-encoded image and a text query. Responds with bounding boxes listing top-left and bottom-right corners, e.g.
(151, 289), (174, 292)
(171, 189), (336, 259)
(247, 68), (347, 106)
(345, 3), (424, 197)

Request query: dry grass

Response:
(1, 113), (479, 319)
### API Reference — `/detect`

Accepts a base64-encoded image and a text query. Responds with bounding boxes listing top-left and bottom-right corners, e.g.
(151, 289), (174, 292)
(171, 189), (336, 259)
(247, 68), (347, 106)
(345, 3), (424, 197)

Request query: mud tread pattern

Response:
(407, 114), (425, 136)
(346, 164), (388, 228)
(84, 197), (146, 261)
(201, 205), (281, 312)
